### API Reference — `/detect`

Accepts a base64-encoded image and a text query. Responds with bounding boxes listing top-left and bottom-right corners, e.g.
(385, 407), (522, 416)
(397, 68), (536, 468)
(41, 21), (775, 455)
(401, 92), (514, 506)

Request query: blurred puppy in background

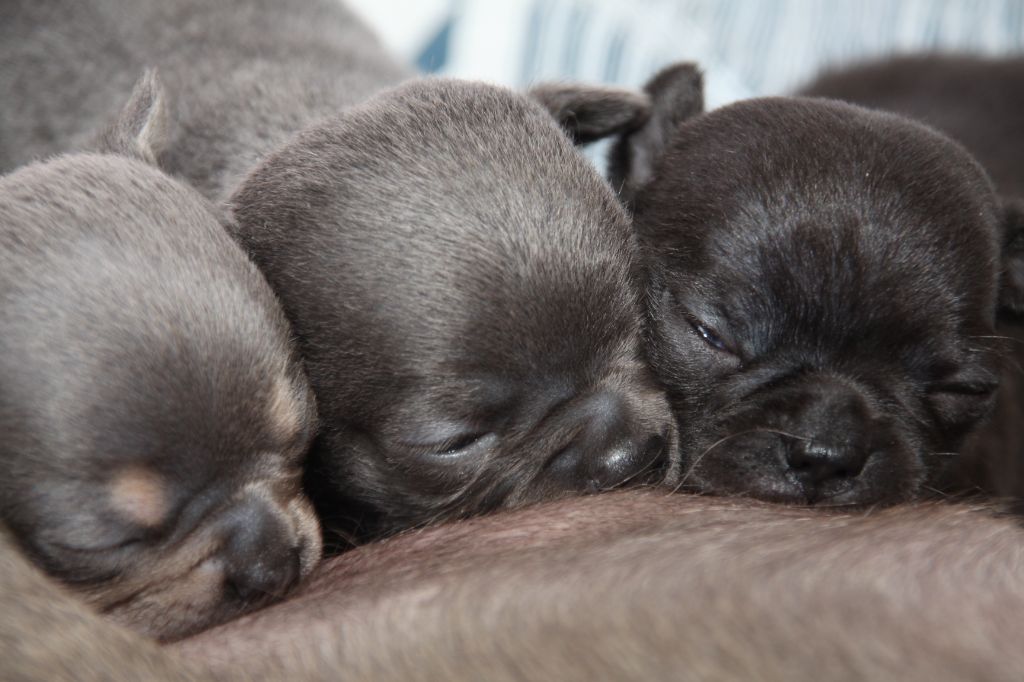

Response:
(0, 73), (320, 640)
(536, 63), (1014, 507)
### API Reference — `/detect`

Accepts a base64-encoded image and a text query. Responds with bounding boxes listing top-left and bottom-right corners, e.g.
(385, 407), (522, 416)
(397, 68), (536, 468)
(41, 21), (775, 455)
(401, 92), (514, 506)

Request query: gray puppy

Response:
(1, 0), (676, 540)
(534, 66), (1013, 507)
(0, 0), (410, 199)
(236, 80), (677, 539)
(0, 73), (321, 640)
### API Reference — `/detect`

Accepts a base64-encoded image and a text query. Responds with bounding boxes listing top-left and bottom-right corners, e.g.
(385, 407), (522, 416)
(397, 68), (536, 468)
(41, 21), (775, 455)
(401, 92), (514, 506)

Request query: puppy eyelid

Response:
(405, 432), (498, 459)
(48, 535), (145, 555)
(663, 288), (738, 357)
(929, 381), (998, 396)
(685, 314), (735, 355)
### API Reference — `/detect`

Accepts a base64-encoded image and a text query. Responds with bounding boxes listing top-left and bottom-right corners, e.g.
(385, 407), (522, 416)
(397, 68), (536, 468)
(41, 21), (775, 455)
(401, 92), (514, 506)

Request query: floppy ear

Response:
(608, 63), (704, 202)
(93, 69), (169, 164)
(998, 199), (1024, 317)
(528, 82), (651, 145)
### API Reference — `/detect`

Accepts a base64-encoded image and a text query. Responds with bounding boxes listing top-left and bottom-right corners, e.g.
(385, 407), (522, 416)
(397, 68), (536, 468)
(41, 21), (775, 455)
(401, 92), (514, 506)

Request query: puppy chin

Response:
(679, 430), (924, 508)
(84, 487), (322, 641)
(101, 556), (235, 641)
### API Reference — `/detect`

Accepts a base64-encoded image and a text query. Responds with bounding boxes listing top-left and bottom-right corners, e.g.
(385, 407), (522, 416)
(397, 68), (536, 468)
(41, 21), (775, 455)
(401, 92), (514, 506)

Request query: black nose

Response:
(547, 391), (669, 491)
(783, 377), (874, 498)
(219, 498), (301, 602)
(786, 440), (869, 488)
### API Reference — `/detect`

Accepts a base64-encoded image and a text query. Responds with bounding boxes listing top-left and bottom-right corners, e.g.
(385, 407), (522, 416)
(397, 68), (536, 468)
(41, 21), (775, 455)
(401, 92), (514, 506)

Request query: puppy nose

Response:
(786, 440), (869, 487)
(785, 377), (874, 497)
(548, 391), (669, 491)
(589, 434), (668, 489)
(219, 498), (301, 602)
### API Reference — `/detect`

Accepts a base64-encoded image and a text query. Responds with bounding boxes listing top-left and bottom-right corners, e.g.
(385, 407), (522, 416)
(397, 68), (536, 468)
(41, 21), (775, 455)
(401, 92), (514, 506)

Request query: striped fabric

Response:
(349, 0), (1024, 107)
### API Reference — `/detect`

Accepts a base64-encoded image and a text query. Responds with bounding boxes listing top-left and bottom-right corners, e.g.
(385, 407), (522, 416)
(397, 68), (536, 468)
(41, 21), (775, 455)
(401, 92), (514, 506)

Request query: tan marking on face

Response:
(268, 376), (303, 442)
(108, 467), (169, 528)
(288, 494), (323, 575)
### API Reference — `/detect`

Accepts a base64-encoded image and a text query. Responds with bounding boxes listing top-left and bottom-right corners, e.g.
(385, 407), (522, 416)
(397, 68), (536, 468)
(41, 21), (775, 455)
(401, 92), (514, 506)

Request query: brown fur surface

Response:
(7, 492), (1024, 680)
(176, 492), (1024, 682)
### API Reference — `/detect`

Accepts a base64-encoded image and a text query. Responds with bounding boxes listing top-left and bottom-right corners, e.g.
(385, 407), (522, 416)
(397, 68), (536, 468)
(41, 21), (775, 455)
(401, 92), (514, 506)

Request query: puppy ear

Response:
(93, 69), (169, 164)
(528, 83), (652, 145)
(998, 199), (1024, 316)
(609, 63), (704, 201)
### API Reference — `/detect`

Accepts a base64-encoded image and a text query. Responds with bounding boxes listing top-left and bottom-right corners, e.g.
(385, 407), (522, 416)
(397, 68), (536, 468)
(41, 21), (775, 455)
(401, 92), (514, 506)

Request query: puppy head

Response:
(536, 66), (1008, 506)
(0, 73), (321, 639)
(638, 96), (1002, 505)
(231, 78), (678, 538)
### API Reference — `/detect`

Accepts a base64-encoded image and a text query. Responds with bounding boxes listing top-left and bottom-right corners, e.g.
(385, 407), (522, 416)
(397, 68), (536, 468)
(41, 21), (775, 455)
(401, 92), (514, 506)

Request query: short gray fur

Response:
(0, 0), (411, 200)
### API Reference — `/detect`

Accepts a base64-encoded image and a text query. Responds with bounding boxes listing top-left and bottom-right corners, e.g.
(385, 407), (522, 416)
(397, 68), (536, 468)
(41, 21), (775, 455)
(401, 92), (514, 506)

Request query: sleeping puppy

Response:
(0, 1), (676, 537)
(233, 80), (678, 539)
(534, 65), (1012, 507)
(0, 0), (410, 199)
(800, 54), (1024, 498)
(0, 73), (321, 640)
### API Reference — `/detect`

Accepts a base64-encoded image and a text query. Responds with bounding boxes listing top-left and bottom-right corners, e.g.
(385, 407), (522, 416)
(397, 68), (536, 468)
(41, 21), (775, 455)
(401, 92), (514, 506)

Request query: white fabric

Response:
(348, 0), (1024, 108)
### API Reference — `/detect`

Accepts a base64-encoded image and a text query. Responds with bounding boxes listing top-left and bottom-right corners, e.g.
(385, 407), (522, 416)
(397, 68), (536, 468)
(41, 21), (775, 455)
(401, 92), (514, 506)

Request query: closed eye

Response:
(405, 432), (499, 460)
(47, 535), (145, 555)
(687, 315), (734, 355)
(926, 380), (999, 428)
(435, 432), (486, 456)
(929, 381), (998, 397)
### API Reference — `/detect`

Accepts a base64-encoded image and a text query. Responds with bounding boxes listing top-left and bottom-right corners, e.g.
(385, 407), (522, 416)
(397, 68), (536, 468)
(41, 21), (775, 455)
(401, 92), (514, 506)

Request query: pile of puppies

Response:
(2, 0), (1023, 679)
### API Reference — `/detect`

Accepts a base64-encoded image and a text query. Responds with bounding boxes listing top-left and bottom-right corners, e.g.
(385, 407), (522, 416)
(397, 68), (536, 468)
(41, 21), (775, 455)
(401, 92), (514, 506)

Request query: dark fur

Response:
(801, 55), (1024, 498)
(0, 75), (320, 640)
(534, 65), (1010, 506)
(231, 80), (678, 540)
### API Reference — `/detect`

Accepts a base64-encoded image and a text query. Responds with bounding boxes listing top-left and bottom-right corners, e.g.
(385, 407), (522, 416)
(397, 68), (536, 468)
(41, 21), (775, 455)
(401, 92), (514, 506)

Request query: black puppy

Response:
(801, 55), (1024, 497)
(0, 74), (320, 639)
(536, 65), (1014, 507)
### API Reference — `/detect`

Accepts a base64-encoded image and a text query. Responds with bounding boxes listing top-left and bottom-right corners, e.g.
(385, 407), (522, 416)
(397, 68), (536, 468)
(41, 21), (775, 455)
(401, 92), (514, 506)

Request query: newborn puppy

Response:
(535, 65), (1011, 507)
(233, 80), (677, 539)
(800, 54), (1024, 497)
(0, 74), (321, 640)
(0, 0), (410, 199)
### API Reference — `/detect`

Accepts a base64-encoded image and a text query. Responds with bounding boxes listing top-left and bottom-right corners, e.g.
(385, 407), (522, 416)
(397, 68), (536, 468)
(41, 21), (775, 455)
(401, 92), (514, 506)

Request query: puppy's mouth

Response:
(675, 428), (920, 508)
(90, 489), (322, 641)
